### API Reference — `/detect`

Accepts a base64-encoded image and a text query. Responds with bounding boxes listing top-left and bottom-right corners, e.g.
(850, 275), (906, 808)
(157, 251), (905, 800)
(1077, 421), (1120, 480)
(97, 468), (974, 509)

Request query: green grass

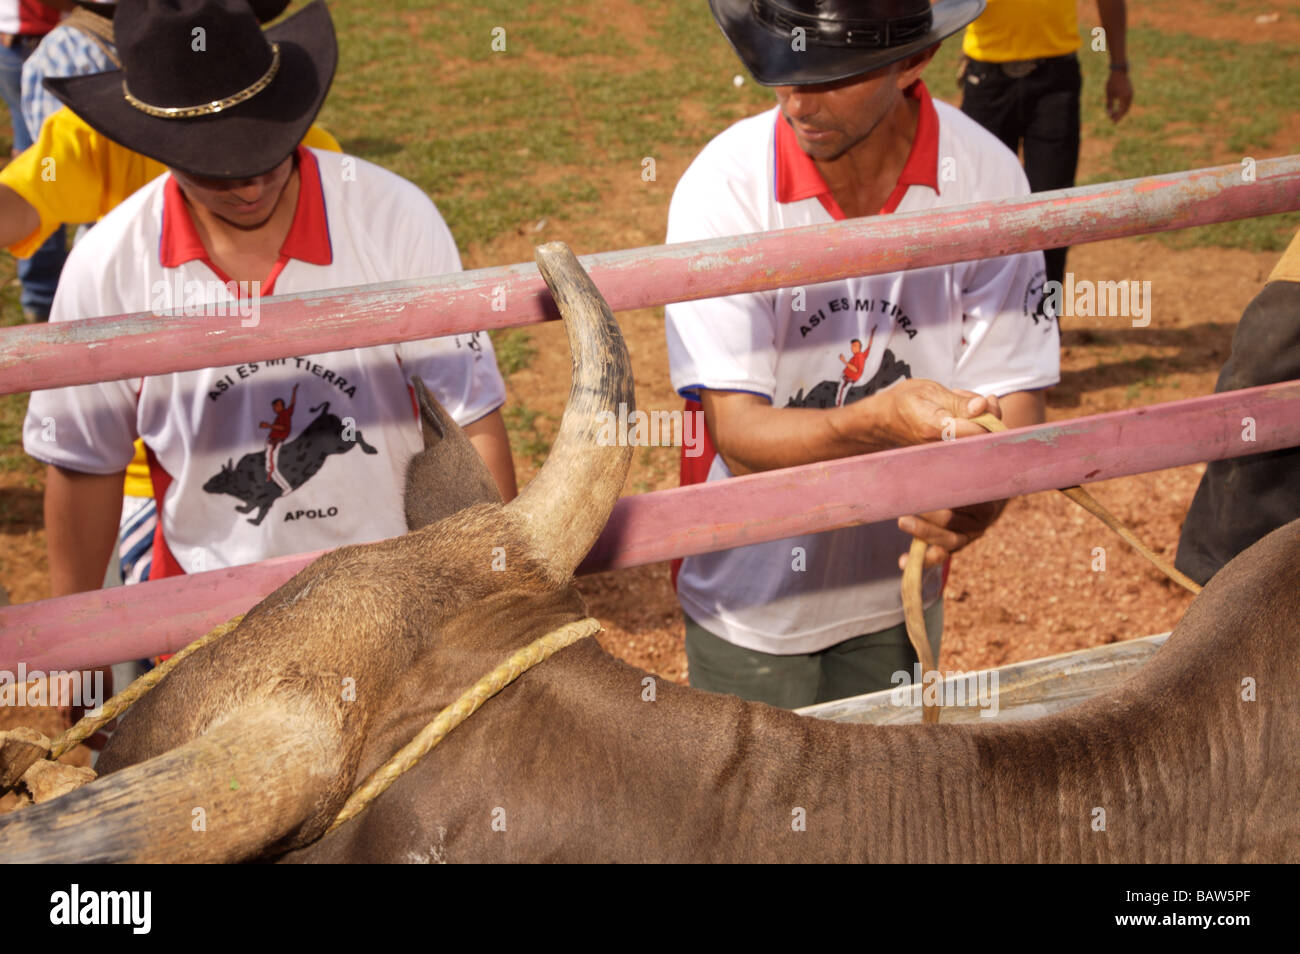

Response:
(316, 0), (771, 247)
(1074, 26), (1300, 251)
(490, 328), (537, 376)
(502, 403), (551, 467)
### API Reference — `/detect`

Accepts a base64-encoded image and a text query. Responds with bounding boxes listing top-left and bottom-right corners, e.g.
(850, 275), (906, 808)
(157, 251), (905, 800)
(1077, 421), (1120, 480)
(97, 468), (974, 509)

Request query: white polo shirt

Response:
(666, 81), (1059, 655)
(25, 147), (506, 578)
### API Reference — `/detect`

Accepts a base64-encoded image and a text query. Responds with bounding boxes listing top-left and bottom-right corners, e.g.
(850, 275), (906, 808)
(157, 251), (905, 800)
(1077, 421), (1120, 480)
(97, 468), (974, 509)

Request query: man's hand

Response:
(896, 389), (1046, 569)
(855, 378), (1001, 448)
(1105, 69), (1133, 122)
(899, 500), (1006, 570)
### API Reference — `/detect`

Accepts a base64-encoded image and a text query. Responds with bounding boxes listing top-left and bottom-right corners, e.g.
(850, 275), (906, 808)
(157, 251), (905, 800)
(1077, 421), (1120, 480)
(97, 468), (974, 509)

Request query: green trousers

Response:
(684, 600), (944, 709)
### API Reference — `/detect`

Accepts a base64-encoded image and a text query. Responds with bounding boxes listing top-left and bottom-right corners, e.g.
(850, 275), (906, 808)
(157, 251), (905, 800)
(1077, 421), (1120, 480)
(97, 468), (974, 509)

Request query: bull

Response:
(0, 243), (1296, 863)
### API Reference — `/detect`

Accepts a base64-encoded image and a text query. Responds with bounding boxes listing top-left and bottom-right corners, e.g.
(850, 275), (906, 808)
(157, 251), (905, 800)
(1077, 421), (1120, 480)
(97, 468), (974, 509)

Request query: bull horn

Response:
(506, 242), (634, 579)
(0, 700), (340, 863)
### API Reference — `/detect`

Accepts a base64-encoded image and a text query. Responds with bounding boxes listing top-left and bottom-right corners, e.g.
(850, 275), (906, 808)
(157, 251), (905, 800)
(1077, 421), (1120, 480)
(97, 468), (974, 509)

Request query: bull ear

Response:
(404, 376), (503, 532)
(413, 376), (452, 449)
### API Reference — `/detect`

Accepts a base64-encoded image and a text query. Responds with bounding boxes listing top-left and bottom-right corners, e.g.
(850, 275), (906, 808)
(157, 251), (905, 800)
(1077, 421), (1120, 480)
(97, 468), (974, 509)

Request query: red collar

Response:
(160, 146), (332, 294)
(773, 79), (940, 220)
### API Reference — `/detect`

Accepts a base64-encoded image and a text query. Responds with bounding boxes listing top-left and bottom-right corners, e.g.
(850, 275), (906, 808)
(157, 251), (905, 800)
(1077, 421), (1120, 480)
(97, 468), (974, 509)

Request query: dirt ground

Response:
(0, 1), (1293, 769)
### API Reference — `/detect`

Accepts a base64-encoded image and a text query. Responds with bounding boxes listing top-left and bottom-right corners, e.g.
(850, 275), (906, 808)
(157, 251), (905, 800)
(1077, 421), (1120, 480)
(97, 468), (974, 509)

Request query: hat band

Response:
(751, 1), (933, 49)
(122, 42), (281, 119)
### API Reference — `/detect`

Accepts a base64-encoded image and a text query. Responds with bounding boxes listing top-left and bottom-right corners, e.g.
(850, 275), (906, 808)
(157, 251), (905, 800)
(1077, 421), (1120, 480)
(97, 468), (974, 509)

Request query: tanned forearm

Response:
(45, 466), (125, 597)
(1095, 0), (1128, 65)
(464, 409), (518, 502)
(0, 184), (41, 253)
(701, 379), (1002, 476)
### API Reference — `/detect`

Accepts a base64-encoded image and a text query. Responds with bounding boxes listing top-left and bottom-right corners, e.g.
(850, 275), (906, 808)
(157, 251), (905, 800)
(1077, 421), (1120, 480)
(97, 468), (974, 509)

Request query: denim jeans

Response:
(0, 37), (68, 319)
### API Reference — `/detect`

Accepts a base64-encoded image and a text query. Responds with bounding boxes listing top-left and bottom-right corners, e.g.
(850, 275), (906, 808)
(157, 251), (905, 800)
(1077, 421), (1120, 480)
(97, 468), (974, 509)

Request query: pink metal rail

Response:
(3, 380), (1298, 671)
(1, 156), (1297, 396)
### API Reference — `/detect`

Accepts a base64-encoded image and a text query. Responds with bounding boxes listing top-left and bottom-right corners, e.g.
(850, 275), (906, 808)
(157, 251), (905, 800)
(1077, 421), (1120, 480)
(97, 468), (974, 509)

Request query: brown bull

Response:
(1, 243), (1297, 863)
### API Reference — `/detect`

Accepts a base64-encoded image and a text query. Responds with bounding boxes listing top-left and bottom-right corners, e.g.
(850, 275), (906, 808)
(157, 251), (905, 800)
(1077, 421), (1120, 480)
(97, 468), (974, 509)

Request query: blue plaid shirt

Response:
(20, 23), (115, 141)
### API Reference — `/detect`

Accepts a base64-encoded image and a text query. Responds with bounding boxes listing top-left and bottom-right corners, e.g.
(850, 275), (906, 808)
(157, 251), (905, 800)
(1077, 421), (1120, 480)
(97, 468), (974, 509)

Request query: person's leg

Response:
(959, 57), (1024, 155)
(0, 42), (29, 154)
(1021, 55), (1082, 289)
(683, 611), (822, 708)
(814, 599), (944, 704)
(17, 226), (68, 321)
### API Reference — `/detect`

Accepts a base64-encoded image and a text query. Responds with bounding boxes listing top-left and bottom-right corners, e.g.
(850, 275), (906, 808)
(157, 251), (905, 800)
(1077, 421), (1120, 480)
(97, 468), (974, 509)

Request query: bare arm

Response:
(0, 184), (40, 252)
(45, 465), (125, 597)
(463, 409), (517, 503)
(900, 388), (1048, 568)
(1096, 0), (1133, 122)
(700, 378), (1002, 477)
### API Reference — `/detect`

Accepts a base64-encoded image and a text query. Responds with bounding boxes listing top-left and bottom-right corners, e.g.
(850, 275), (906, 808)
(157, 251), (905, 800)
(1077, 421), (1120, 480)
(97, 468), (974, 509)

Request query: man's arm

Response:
(900, 388), (1048, 568)
(700, 378), (1003, 477)
(463, 409), (517, 503)
(44, 465), (125, 597)
(0, 183), (41, 252)
(1096, 0), (1133, 122)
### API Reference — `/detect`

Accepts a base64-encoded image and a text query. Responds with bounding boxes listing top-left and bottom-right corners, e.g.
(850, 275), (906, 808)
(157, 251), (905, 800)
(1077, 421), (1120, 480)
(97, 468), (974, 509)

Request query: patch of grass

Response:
(1074, 26), (1300, 250)
(491, 328), (537, 376)
(503, 403), (551, 466)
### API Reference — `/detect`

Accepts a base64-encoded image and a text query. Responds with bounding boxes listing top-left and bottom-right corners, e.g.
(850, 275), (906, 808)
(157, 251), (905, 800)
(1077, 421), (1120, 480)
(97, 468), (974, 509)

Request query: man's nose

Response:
(777, 86), (817, 120)
(225, 175), (270, 202)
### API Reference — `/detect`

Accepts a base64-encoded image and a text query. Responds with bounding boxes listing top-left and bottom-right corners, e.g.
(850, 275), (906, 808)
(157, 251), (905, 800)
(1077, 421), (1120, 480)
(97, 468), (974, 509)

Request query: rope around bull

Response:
(40, 612), (599, 830)
(902, 412), (1204, 724)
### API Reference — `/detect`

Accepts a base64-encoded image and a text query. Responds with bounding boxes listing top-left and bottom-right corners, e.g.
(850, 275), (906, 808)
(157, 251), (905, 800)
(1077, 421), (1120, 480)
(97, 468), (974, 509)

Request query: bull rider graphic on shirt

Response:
(203, 378), (378, 526)
(787, 324), (914, 409)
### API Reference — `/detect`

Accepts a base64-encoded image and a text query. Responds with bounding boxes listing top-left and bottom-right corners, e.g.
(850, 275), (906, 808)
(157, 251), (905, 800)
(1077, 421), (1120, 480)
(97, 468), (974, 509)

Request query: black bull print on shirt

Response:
(785, 348), (912, 408)
(203, 401), (378, 526)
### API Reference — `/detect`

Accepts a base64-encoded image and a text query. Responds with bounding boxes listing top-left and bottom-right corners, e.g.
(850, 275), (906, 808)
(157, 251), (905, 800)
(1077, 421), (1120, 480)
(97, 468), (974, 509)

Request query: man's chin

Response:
(218, 209), (278, 231)
(796, 135), (849, 163)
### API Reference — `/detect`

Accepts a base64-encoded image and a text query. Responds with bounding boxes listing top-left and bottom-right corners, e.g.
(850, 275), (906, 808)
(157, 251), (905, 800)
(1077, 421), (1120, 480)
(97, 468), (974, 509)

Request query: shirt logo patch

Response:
(1023, 268), (1054, 328)
(202, 396), (377, 526)
(786, 345), (912, 409)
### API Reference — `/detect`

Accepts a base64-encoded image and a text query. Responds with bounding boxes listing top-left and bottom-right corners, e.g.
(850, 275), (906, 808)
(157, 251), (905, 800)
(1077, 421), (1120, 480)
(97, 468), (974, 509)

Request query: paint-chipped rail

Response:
(1, 157), (1297, 396)
(3, 380), (1298, 672)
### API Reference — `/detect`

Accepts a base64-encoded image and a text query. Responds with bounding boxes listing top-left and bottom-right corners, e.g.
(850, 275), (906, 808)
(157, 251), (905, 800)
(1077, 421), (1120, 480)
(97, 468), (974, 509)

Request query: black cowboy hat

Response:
(46, 0), (335, 179)
(710, 0), (986, 86)
(72, 0), (291, 21)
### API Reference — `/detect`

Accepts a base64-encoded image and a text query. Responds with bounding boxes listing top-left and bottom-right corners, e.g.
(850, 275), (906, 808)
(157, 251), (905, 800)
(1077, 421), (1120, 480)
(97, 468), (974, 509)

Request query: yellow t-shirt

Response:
(1, 107), (342, 258)
(962, 0), (1080, 62)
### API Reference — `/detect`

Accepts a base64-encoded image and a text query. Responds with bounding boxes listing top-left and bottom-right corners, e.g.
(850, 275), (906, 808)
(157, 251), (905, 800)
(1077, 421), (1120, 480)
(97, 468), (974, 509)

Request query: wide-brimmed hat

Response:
(70, 0), (291, 22)
(46, 0), (335, 179)
(710, 0), (986, 86)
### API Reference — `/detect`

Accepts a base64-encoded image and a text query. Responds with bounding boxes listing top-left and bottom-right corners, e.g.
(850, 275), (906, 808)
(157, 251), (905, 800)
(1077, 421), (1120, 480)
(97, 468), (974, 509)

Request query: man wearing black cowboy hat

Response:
(666, 0), (1060, 707)
(25, 1), (515, 609)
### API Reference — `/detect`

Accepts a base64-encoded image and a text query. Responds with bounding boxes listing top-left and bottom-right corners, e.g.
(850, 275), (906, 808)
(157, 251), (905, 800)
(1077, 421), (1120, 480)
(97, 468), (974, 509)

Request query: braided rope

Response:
(902, 412), (1203, 724)
(327, 617), (601, 833)
(49, 614), (246, 759)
